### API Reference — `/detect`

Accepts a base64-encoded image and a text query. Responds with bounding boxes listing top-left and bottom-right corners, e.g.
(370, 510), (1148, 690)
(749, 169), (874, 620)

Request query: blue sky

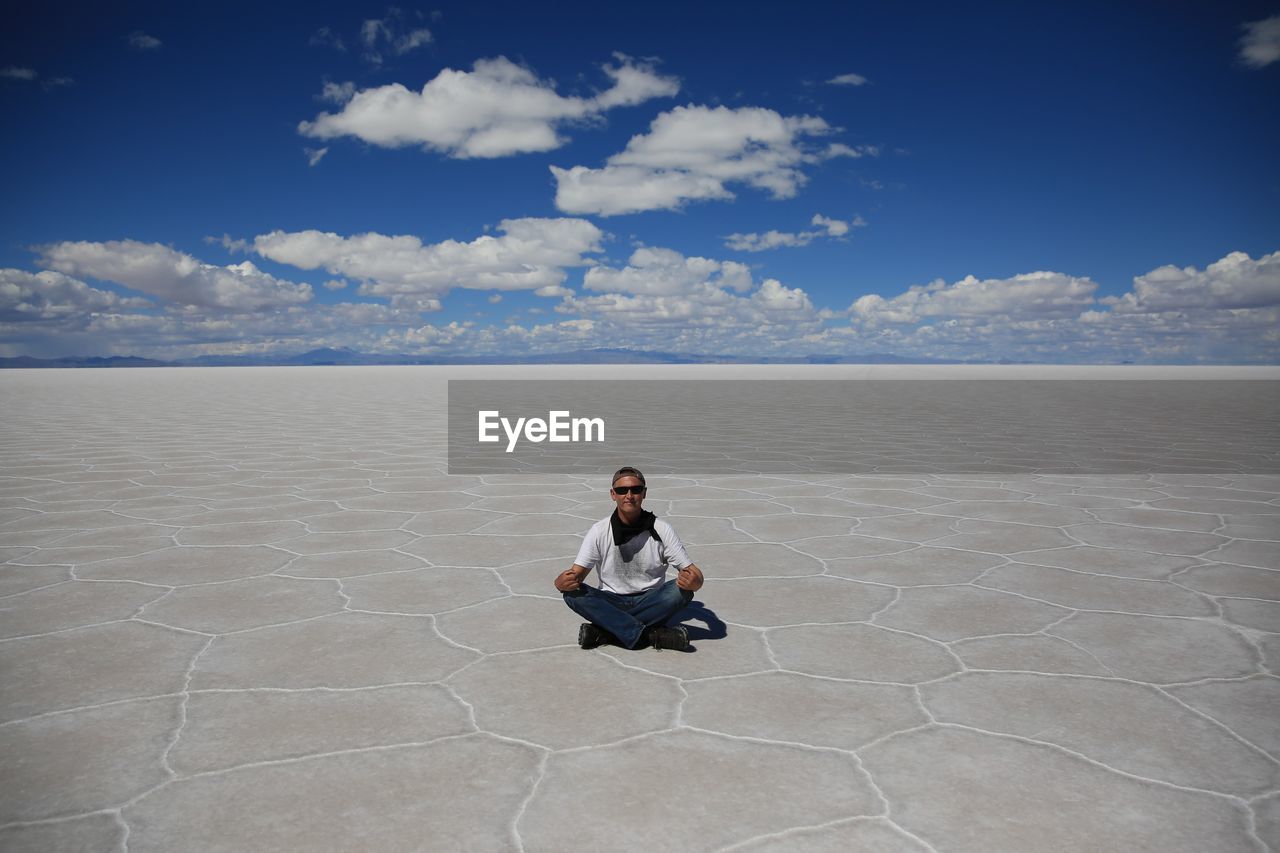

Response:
(2, 0), (1278, 362)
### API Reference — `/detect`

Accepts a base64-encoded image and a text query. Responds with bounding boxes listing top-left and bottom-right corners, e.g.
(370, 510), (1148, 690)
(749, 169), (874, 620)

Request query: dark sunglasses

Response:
(612, 485), (646, 495)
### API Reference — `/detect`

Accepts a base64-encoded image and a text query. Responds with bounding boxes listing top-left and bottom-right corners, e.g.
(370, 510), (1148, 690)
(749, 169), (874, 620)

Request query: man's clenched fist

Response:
(555, 568), (584, 592)
(677, 565), (704, 592)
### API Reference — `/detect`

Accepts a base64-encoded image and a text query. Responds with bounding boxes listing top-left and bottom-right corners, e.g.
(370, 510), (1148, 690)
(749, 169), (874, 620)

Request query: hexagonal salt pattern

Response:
(1, 366), (1278, 852)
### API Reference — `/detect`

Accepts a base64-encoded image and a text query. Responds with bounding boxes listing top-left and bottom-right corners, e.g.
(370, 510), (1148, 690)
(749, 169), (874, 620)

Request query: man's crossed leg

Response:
(563, 579), (693, 650)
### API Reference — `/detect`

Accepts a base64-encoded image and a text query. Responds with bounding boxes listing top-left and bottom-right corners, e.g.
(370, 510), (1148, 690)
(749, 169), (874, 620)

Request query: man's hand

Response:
(676, 564), (704, 592)
(555, 567), (586, 592)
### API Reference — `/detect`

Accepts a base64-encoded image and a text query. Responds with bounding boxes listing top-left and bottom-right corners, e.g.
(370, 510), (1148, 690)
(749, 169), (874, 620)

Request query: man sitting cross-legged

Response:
(555, 466), (705, 651)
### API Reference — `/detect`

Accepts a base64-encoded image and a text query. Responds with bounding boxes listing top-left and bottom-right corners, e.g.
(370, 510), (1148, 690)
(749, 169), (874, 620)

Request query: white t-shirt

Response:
(574, 515), (693, 594)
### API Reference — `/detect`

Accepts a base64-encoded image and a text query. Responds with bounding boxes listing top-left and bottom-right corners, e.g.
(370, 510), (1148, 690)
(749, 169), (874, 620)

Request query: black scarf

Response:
(611, 508), (660, 547)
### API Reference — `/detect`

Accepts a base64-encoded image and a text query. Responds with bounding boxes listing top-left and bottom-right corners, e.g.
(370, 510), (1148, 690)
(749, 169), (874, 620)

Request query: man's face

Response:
(610, 476), (646, 515)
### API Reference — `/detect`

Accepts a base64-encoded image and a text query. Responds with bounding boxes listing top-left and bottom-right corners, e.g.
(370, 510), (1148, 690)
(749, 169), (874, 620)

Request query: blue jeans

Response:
(563, 580), (693, 649)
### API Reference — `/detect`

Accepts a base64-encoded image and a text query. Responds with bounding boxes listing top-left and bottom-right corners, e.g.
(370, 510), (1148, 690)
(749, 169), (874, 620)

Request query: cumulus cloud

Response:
(561, 245), (822, 346)
(828, 73), (868, 86)
(304, 146), (329, 166)
(377, 317), (605, 355)
(387, 295), (443, 312)
(851, 270), (1099, 324)
(725, 213), (865, 252)
(552, 105), (849, 215)
(299, 54), (678, 159)
(1, 66), (37, 80)
(1240, 14), (1280, 68)
(835, 250), (1280, 363)
(390, 320), (471, 349)
(251, 217), (604, 301)
(128, 32), (162, 50)
(41, 300), (423, 360)
(584, 247), (751, 295)
(830, 300), (1280, 365)
(1103, 250), (1280, 312)
(812, 214), (861, 237)
(551, 166), (731, 216)
(0, 269), (150, 321)
(751, 278), (815, 313)
(9, 238), (1278, 364)
(36, 240), (313, 311)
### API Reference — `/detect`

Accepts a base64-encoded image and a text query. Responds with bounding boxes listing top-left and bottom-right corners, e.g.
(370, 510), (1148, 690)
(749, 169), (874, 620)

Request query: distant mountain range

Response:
(0, 347), (1006, 368)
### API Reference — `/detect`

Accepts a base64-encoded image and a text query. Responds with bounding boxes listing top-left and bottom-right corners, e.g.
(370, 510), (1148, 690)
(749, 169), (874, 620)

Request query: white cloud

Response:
(824, 143), (875, 158)
(487, 293), (503, 304)
(551, 165), (731, 216)
(305, 146), (329, 166)
(725, 213), (865, 251)
(1069, 305), (1280, 363)
(387, 295), (443, 312)
(812, 213), (858, 236)
(829, 302), (1280, 365)
(128, 32), (162, 50)
(252, 217), (604, 300)
(1, 67), (37, 81)
(835, 250), (1280, 363)
(0, 269), (150, 321)
(9, 239), (1278, 365)
(210, 234), (250, 253)
(395, 29), (433, 54)
(361, 20), (390, 47)
(551, 105), (848, 215)
(360, 9), (432, 65)
(724, 230), (819, 251)
(1103, 250), (1280, 312)
(323, 279), (348, 291)
(299, 54), (678, 159)
(327, 301), (415, 325)
(1240, 14), (1280, 68)
(386, 320), (471, 350)
(592, 55), (682, 108)
(851, 270), (1099, 324)
(319, 81), (356, 104)
(49, 300), (432, 360)
(37, 241), (313, 311)
(584, 247), (752, 295)
(453, 318), (599, 354)
(562, 246), (823, 346)
(828, 73), (868, 86)
(752, 278), (814, 313)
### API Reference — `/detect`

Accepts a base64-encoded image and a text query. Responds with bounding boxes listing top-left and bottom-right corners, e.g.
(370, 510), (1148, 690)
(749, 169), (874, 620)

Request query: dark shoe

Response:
(648, 625), (689, 651)
(578, 623), (610, 649)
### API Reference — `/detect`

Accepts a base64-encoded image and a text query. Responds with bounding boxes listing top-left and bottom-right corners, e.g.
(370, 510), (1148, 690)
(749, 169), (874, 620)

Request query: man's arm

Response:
(555, 563), (593, 592)
(655, 521), (702, 592)
(676, 563), (704, 592)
